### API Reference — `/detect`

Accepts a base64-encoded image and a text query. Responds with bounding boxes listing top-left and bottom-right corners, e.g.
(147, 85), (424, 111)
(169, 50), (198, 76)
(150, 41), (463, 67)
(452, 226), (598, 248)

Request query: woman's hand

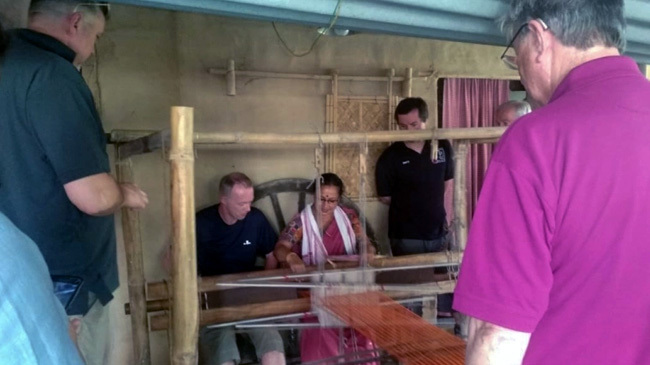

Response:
(286, 252), (307, 273)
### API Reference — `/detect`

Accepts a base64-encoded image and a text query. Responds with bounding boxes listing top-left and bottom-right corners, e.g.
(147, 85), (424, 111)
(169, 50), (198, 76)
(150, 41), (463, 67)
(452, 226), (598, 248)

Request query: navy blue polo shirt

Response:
(0, 29), (116, 315)
(376, 140), (454, 240)
(196, 205), (277, 276)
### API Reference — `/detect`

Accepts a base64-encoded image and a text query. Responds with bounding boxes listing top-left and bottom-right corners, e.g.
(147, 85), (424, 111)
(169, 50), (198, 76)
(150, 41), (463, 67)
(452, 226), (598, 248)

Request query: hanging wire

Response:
(271, 0), (344, 57)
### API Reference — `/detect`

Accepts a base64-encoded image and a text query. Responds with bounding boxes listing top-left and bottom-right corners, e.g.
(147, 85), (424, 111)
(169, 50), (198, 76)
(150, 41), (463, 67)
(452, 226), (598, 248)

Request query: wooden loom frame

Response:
(112, 107), (506, 365)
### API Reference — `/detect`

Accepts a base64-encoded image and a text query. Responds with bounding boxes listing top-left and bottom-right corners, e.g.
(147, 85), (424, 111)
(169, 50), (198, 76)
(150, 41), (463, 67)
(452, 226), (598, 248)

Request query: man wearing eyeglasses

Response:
(0, 1), (148, 364)
(454, 0), (650, 364)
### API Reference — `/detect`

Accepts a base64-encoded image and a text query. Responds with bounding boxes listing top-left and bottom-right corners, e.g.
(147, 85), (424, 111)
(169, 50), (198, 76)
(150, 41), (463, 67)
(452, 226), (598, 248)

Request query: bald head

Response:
(495, 100), (531, 127)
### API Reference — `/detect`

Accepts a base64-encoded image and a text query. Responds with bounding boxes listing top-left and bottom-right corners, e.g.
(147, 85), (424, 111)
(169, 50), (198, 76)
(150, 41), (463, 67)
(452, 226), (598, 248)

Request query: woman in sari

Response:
(274, 173), (377, 363)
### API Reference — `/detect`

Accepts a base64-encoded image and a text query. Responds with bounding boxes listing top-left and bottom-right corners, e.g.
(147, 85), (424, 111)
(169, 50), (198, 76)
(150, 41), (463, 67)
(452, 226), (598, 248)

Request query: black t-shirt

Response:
(196, 205), (278, 276)
(0, 29), (115, 315)
(375, 140), (454, 240)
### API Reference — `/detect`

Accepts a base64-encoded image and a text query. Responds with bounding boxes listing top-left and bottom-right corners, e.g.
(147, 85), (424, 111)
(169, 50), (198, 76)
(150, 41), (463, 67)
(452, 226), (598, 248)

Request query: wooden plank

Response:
(115, 163), (151, 365)
(147, 252), (462, 300)
(117, 129), (170, 160)
(269, 193), (286, 231)
(298, 192), (306, 212)
(149, 281), (457, 331)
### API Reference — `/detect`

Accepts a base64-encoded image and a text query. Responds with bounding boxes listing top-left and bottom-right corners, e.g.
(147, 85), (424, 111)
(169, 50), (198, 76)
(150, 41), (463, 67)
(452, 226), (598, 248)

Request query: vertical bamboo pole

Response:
(226, 59), (236, 96)
(403, 67), (413, 97)
(116, 161), (151, 365)
(170, 106), (199, 365)
(453, 141), (469, 250)
(387, 68), (394, 130)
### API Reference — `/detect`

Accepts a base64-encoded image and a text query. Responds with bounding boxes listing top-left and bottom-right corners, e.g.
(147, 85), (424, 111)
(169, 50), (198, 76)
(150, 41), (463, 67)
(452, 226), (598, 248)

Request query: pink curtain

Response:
(442, 78), (509, 226)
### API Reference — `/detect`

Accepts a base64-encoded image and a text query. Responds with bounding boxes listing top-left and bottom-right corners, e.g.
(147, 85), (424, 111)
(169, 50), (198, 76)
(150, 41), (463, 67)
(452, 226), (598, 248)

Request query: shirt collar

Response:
(549, 55), (640, 103)
(14, 28), (76, 64)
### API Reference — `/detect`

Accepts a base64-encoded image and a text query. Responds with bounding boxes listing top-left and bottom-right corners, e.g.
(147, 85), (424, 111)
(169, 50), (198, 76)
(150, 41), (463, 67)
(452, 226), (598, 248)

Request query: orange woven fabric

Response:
(321, 291), (465, 365)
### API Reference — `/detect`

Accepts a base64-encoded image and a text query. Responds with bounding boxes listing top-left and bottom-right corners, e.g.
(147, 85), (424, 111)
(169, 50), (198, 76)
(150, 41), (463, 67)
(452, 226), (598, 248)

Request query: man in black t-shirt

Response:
(376, 97), (454, 253)
(196, 172), (285, 365)
(375, 97), (454, 315)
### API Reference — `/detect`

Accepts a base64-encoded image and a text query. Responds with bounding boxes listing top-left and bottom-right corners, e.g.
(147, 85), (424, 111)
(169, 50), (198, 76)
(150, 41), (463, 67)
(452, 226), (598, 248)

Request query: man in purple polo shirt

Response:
(453, 0), (650, 364)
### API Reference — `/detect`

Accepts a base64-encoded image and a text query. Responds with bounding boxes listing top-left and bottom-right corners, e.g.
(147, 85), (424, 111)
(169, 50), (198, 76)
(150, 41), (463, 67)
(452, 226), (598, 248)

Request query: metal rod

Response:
(237, 323), (329, 329)
(216, 281), (452, 292)
(206, 312), (313, 329)
(237, 261), (460, 283)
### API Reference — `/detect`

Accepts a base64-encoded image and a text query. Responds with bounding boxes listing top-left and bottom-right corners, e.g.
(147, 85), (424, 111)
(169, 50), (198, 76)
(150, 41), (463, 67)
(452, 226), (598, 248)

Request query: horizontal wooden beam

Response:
(116, 130), (170, 160)
(110, 127), (505, 159)
(146, 252), (462, 300)
(192, 127), (505, 145)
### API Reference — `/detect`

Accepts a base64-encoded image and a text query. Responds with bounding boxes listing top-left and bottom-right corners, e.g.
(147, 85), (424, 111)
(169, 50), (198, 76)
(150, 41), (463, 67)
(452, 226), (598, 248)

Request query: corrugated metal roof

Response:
(110, 0), (650, 64)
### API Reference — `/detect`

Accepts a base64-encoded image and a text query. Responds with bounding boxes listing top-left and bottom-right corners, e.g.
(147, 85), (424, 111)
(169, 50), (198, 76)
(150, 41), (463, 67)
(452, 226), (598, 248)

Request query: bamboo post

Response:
(226, 59), (236, 96)
(387, 69), (395, 130)
(115, 161), (151, 365)
(403, 67), (413, 97)
(453, 141), (469, 250)
(169, 106), (199, 365)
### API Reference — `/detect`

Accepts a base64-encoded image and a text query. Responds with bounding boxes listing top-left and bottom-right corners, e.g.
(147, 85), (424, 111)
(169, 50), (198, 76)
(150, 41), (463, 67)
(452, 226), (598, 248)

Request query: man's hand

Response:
(466, 316), (531, 365)
(286, 252), (306, 273)
(120, 183), (148, 210)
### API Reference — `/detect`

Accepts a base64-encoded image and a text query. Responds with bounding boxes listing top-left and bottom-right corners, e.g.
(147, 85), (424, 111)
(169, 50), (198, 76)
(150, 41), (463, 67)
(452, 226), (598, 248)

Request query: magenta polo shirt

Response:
(453, 56), (650, 364)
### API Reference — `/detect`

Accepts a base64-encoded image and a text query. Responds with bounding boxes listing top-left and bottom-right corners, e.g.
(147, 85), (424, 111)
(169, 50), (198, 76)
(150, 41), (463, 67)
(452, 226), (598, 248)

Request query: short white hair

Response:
(498, 100), (531, 118)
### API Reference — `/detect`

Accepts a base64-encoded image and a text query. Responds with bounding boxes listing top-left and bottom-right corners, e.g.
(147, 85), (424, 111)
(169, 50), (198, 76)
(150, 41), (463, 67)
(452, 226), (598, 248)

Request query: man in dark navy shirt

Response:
(0, 1), (148, 364)
(197, 172), (285, 365)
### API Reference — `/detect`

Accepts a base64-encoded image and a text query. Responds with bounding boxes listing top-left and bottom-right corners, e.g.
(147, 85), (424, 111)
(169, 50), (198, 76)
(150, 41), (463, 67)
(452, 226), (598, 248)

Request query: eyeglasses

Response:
(500, 19), (549, 70)
(320, 198), (339, 205)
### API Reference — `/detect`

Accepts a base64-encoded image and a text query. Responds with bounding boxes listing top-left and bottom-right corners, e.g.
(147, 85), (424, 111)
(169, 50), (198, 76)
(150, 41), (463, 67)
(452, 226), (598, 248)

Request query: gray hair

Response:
(499, 100), (532, 119)
(499, 0), (625, 52)
(29, 0), (110, 21)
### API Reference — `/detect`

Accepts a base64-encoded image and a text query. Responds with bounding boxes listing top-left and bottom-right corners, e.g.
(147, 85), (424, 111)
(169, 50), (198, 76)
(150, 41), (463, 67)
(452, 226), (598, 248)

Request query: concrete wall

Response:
(2, 3), (517, 364)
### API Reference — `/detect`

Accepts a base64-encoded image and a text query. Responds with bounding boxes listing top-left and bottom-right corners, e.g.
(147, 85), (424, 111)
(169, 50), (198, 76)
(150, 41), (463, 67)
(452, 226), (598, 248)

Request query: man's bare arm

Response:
(466, 316), (531, 365)
(64, 173), (148, 216)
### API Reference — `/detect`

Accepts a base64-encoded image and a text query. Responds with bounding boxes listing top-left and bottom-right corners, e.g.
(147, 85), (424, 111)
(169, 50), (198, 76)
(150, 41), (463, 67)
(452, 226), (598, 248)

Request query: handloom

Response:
(113, 106), (504, 364)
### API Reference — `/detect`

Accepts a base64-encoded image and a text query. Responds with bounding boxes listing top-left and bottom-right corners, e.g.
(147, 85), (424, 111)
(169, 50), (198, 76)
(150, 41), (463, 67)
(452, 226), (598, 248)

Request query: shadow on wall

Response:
(0, 0), (29, 29)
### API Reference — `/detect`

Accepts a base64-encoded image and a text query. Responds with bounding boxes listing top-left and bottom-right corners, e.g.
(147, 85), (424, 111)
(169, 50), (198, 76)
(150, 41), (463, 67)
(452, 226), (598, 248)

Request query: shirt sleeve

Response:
(26, 74), (109, 184)
(279, 213), (304, 256)
(256, 211), (279, 256)
(453, 160), (554, 333)
(375, 148), (394, 197)
(441, 139), (454, 181)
